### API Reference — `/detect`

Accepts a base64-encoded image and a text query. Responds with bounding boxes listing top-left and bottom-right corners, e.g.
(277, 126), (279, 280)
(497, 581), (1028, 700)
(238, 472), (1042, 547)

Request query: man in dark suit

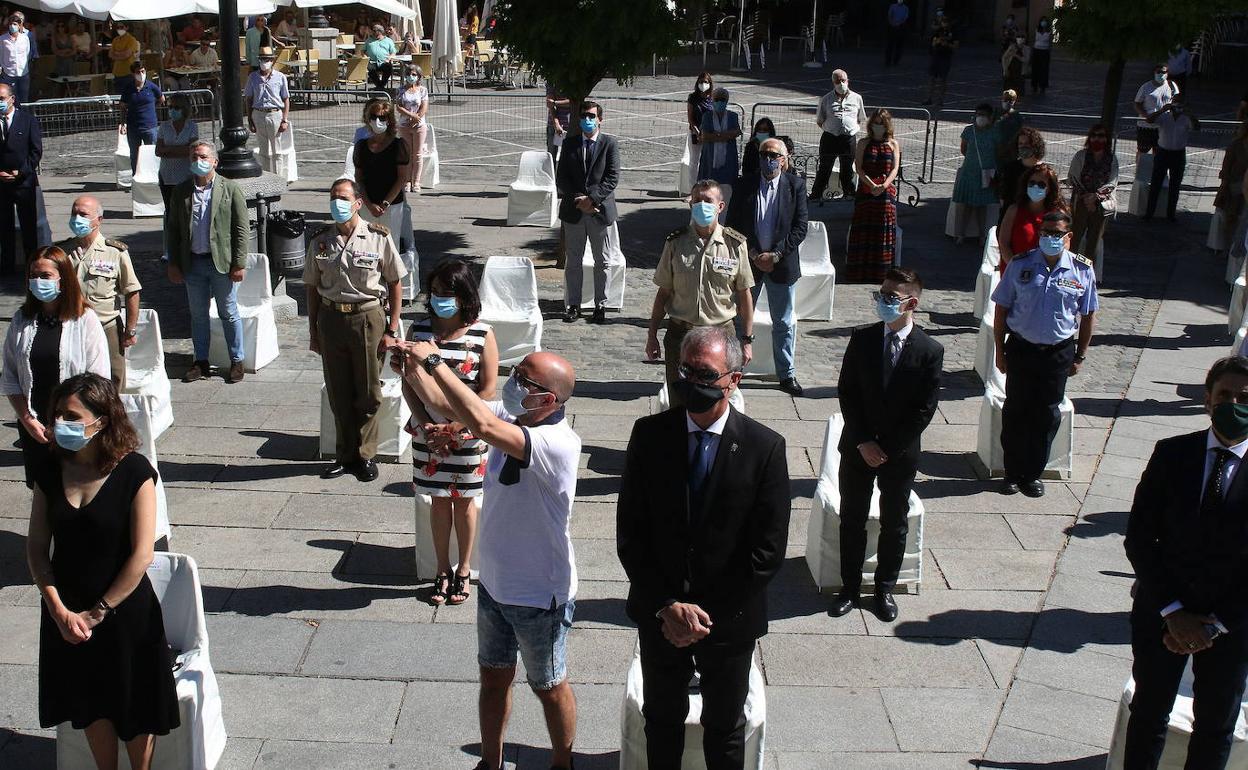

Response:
(0, 82), (43, 276)
(831, 267), (943, 623)
(556, 99), (619, 325)
(1123, 356), (1248, 770)
(618, 325), (790, 770)
(725, 137), (809, 395)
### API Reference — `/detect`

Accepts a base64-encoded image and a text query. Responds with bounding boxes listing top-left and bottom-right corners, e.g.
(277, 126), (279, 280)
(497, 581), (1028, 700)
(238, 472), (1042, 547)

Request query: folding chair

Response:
(131, 144), (164, 218)
(793, 221), (835, 321)
(506, 150), (557, 227)
(339, 55), (368, 89)
(114, 126), (133, 190)
(479, 256), (543, 367)
(121, 308), (174, 439)
(208, 252), (280, 373)
(120, 393), (172, 545)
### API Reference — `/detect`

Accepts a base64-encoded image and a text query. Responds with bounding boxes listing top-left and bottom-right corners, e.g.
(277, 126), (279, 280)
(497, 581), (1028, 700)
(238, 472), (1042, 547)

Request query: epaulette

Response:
(721, 226), (747, 245)
(665, 227), (685, 241)
(366, 222), (391, 236)
(104, 238), (128, 252)
(1070, 252), (1094, 269)
(310, 224), (334, 239)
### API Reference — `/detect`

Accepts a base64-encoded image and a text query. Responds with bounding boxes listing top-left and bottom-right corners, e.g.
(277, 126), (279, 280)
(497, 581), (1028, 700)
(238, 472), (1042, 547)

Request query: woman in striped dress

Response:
(847, 109), (901, 283)
(402, 259), (498, 606)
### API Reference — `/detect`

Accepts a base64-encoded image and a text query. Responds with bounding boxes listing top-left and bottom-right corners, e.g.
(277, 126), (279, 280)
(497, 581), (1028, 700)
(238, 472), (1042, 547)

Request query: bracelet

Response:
(95, 597), (113, 616)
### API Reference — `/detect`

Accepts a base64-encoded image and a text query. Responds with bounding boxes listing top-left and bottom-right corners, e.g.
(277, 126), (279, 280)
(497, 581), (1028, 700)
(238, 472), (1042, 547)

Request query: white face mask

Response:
(975, 115), (990, 128)
(697, 81), (710, 93)
(834, 81), (848, 95)
(369, 118), (387, 134)
(259, 61), (273, 72)
(135, 74), (145, 86)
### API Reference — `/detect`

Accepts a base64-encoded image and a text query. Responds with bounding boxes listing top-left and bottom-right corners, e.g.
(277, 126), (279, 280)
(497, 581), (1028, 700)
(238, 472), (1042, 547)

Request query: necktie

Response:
(583, 141), (592, 174)
(1201, 447), (1233, 516)
(688, 431), (714, 515)
(883, 331), (902, 386)
(1, 118), (9, 143)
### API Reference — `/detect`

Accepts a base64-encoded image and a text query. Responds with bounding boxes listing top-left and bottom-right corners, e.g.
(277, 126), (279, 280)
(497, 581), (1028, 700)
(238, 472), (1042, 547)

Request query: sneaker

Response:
(227, 361), (245, 384)
(182, 360), (210, 383)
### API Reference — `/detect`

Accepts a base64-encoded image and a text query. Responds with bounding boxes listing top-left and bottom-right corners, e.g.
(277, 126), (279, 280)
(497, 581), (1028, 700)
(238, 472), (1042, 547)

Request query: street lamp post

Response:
(216, 0), (262, 178)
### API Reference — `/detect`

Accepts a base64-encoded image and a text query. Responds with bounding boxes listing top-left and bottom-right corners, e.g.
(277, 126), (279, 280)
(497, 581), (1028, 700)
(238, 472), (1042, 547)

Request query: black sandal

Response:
(429, 571), (451, 606)
(447, 571), (472, 605)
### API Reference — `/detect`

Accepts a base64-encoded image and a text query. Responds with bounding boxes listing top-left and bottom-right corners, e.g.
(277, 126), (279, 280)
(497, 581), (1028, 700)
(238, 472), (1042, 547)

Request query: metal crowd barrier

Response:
(287, 89), (391, 170)
(28, 88), (218, 176)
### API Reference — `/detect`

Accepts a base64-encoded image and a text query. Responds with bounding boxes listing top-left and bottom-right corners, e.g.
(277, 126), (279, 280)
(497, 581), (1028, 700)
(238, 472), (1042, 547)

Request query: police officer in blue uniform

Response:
(991, 209), (1098, 497)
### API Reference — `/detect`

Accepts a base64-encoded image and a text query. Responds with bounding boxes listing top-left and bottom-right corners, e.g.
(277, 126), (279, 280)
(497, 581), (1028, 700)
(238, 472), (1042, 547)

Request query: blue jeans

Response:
(184, 256), (243, 363)
(126, 126), (158, 174)
(751, 276), (797, 380)
(476, 584), (574, 691)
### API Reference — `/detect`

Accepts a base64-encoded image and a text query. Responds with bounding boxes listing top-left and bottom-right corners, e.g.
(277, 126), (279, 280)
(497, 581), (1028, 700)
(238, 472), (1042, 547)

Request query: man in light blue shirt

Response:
(885, 0), (909, 66)
(244, 15), (272, 68)
(991, 209), (1097, 498)
(363, 24), (396, 90)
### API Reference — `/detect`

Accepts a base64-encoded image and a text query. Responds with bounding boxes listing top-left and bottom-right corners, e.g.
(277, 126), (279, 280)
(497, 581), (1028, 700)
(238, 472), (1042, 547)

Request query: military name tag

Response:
(352, 253), (379, 270)
(88, 260), (117, 277)
(711, 254), (737, 274)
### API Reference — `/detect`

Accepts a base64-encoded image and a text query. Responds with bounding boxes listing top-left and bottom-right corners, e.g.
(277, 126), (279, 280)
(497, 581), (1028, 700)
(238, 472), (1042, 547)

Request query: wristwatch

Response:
(122, 328), (137, 340)
(421, 353), (444, 374)
(1073, 353), (1086, 363)
(383, 329), (398, 339)
(739, 334), (755, 344)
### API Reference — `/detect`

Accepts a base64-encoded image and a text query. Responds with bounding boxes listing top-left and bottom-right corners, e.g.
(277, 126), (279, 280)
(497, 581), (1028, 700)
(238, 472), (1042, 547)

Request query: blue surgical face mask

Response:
(1039, 234), (1065, 256)
(330, 198), (355, 223)
(754, 131), (771, 143)
(29, 277), (60, 302)
(169, 107), (183, 121)
(713, 99), (728, 112)
(0, 100), (11, 115)
(8, 24), (18, 35)
(190, 158), (213, 176)
(876, 296), (905, 324)
(502, 374), (547, 418)
(1154, 72), (1167, 85)
(54, 416), (101, 452)
(761, 156), (780, 177)
(580, 116), (597, 134)
(69, 214), (93, 238)
(1026, 183), (1047, 202)
(690, 201), (717, 227)
(430, 294), (459, 319)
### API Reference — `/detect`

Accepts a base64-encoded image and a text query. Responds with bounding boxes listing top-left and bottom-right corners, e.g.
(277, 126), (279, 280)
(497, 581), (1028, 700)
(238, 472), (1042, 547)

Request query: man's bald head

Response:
(72, 195), (103, 219)
(522, 352), (576, 403)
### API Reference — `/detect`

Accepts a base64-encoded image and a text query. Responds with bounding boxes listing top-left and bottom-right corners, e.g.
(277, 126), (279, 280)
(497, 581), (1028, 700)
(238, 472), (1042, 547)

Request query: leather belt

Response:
(253, 107), (282, 112)
(321, 297), (380, 314)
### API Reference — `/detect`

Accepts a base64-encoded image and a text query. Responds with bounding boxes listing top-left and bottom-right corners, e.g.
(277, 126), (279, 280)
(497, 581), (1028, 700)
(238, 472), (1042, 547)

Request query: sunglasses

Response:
(579, 112), (598, 119)
(759, 150), (783, 160)
(678, 362), (736, 385)
(871, 291), (913, 305)
(1039, 229), (1068, 237)
(510, 366), (553, 396)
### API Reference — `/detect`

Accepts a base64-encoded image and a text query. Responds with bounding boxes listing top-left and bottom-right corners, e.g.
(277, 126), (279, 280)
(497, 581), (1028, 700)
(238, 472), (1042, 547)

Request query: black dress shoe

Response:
(778, 377), (804, 396)
(1020, 479), (1045, 498)
(999, 479), (1020, 495)
(321, 462), (352, 479)
(562, 306), (579, 323)
(873, 592), (898, 622)
(829, 590), (857, 617)
(355, 459), (379, 482)
(590, 305), (606, 324)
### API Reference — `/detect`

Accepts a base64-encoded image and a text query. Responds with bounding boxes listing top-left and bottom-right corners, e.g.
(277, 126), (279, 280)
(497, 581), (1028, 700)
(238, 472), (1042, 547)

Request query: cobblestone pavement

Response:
(0, 42), (1242, 769)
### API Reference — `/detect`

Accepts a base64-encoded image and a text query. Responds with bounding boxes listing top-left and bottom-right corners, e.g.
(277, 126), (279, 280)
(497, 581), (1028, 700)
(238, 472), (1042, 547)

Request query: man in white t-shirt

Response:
(1134, 62), (1179, 154)
(395, 344), (581, 770)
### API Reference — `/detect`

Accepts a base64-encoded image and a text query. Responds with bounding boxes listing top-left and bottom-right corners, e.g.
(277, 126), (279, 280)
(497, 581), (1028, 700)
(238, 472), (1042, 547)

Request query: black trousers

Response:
(884, 26), (905, 65)
(837, 445), (917, 593)
(368, 61), (393, 90)
(639, 628), (753, 770)
(1124, 605), (1248, 770)
(811, 132), (855, 199)
(1146, 146), (1186, 220)
(0, 183), (38, 274)
(1001, 333), (1074, 483)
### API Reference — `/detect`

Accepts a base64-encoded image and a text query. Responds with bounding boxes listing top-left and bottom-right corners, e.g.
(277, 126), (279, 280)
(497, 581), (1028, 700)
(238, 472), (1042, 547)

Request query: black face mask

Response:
(674, 379), (725, 414)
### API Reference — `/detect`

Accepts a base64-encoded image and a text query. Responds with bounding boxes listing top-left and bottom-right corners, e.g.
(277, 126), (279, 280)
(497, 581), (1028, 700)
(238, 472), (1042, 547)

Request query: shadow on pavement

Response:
(977, 756), (1108, 769)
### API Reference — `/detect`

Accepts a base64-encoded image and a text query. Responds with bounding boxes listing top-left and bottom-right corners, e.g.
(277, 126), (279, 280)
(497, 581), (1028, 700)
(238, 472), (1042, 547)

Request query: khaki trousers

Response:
(318, 303), (385, 463)
(103, 320), (126, 391)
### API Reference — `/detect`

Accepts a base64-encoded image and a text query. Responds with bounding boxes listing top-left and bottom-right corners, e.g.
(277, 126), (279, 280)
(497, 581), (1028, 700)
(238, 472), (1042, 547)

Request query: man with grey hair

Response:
(163, 139), (249, 383)
(619, 324), (791, 770)
(811, 68), (865, 202)
(646, 179), (753, 406)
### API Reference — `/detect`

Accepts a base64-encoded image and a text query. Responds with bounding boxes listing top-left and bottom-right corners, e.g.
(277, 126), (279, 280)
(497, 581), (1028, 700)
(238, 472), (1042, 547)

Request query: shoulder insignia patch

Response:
(1070, 252), (1094, 269)
(665, 227), (686, 241)
(722, 226), (746, 244)
(366, 222), (391, 236)
(104, 238), (128, 252)
(310, 224), (334, 238)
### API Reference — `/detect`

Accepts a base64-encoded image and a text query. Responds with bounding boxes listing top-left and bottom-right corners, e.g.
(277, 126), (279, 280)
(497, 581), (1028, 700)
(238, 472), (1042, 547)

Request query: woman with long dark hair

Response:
(998, 162), (1068, 268)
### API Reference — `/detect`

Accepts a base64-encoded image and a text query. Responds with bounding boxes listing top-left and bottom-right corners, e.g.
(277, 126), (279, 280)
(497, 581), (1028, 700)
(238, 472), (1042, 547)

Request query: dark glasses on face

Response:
(678, 363), (733, 385)
(759, 151), (783, 160)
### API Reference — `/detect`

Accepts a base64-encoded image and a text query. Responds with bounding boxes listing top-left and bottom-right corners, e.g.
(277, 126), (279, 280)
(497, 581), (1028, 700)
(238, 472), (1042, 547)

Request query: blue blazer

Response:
(725, 171), (809, 285)
(0, 109), (42, 189)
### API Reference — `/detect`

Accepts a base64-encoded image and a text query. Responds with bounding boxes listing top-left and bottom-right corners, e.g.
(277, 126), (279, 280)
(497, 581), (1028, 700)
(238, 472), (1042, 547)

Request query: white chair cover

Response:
(1227, 251), (1244, 286)
(974, 227), (1002, 319)
(1233, 315), (1248, 358)
(399, 201), (419, 302)
(319, 320), (411, 462)
(274, 120), (298, 183)
(208, 253), (279, 373)
(114, 126), (133, 190)
(944, 199), (999, 239)
(1106, 663), (1248, 770)
(743, 290), (776, 377)
(973, 293), (996, 384)
(120, 393), (172, 545)
(506, 150), (558, 227)
(794, 220), (835, 321)
(121, 308), (174, 439)
(578, 221), (627, 310)
(412, 492), (481, 580)
(420, 123), (440, 189)
(1209, 207), (1232, 252)
(804, 413), (924, 593)
(620, 638), (767, 770)
(132, 144), (164, 218)
(975, 374), (1074, 479)
(1231, 275), (1247, 335)
(478, 255), (542, 367)
(656, 383), (745, 414)
(677, 132), (694, 196)
(56, 553), (227, 770)
(1127, 153), (1170, 217)
(340, 144), (356, 182)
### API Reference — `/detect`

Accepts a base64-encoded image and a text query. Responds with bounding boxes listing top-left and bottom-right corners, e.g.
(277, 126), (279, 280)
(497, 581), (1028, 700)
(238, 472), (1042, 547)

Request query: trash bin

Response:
(268, 209), (307, 276)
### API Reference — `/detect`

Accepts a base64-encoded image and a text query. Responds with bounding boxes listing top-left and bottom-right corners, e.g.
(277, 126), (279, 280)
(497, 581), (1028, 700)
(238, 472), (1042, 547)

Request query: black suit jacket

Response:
(617, 406), (791, 644)
(837, 322), (943, 460)
(724, 171), (809, 286)
(556, 132), (619, 225)
(0, 109), (42, 189)
(1125, 431), (1248, 633)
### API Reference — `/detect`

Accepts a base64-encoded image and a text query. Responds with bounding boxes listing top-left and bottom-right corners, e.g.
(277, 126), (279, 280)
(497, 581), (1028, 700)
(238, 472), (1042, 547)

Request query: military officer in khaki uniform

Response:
(305, 178), (407, 482)
(60, 195), (142, 389)
(645, 179), (754, 406)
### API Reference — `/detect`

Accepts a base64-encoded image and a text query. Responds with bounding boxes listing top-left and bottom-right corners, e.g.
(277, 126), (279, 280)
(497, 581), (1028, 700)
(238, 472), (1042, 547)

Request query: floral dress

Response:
(846, 139), (898, 283)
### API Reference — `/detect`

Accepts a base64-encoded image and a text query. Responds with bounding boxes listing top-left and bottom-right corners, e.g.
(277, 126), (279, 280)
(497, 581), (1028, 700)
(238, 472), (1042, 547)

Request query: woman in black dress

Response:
(353, 97), (410, 229)
(26, 372), (179, 770)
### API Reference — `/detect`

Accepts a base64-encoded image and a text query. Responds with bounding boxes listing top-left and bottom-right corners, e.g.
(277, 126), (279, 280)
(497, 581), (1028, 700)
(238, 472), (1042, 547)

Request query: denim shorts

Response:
(477, 584), (574, 691)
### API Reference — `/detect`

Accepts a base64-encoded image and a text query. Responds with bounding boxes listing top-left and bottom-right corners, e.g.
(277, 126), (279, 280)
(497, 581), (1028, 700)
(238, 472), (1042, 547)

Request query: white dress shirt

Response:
(755, 174), (781, 253)
(0, 31), (29, 77)
(883, 320), (913, 362)
(816, 89), (866, 137)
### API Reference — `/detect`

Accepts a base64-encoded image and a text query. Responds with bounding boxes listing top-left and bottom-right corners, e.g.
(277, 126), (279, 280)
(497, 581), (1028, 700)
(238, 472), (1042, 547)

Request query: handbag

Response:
(972, 132), (994, 189)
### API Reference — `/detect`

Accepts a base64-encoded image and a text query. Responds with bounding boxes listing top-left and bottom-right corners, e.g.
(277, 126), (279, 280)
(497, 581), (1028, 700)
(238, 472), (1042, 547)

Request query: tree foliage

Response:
(1055, 0), (1240, 124)
(491, 0), (686, 105)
